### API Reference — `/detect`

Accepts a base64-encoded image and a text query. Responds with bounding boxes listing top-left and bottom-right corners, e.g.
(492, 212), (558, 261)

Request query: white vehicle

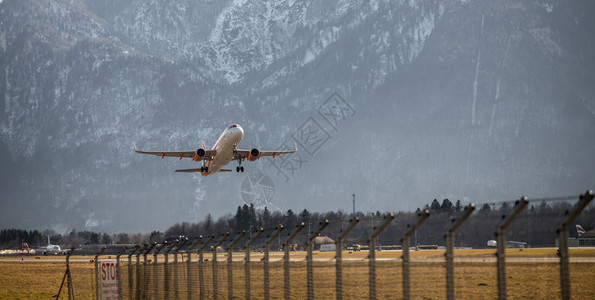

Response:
(43, 236), (65, 255)
(487, 240), (497, 247)
(320, 244), (336, 252)
(134, 124), (297, 175)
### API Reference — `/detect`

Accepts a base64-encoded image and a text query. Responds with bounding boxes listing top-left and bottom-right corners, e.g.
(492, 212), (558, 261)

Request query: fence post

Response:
(116, 247), (128, 300)
(368, 213), (394, 300)
(187, 236), (203, 300)
(154, 242), (168, 300)
(445, 204), (476, 300)
(264, 226), (284, 300)
(495, 198), (528, 300)
(401, 210), (430, 300)
(56, 247), (76, 300)
(140, 244), (154, 299)
(212, 233), (230, 300)
(173, 238), (188, 300)
(164, 240), (178, 299)
(245, 228), (264, 300)
(284, 223), (305, 300)
(135, 244), (149, 300)
(558, 190), (593, 300)
(227, 231), (246, 300)
(307, 220), (330, 300)
(94, 247), (106, 300)
(198, 236), (215, 300)
(127, 245), (141, 300)
(336, 217), (359, 300)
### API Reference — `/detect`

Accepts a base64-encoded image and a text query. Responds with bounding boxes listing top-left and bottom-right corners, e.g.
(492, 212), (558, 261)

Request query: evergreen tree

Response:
(441, 199), (453, 211)
(430, 199), (441, 211)
(261, 206), (272, 229)
(454, 200), (462, 212)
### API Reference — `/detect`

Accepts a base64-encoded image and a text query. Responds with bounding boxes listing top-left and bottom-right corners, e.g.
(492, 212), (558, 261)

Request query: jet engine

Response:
(194, 148), (206, 161)
(247, 148), (261, 161)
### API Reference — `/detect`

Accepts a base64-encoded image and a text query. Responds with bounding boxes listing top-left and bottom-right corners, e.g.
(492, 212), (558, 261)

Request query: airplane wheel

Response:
(236, 167), (240, 172)
(240, 166), (244, 172)
(200, 166), (205, 172)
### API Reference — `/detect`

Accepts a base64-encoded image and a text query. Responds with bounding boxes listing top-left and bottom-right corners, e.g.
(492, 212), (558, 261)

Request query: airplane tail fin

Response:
(48, 235), (51, 246)
(577, 224), (586, 236)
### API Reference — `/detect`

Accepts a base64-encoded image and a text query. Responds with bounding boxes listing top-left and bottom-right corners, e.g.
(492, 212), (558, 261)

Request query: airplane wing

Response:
(236, 143), (298, 159)
(134, 145), (216, 160)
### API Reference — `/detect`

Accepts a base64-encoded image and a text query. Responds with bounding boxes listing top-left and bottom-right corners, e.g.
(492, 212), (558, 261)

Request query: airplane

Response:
(43, 236), (65, 255)
(134, 123), (297, 175)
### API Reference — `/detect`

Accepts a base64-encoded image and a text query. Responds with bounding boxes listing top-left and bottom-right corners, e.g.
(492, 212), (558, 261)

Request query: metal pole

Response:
(283, 223), (305, 300)
(264, 226), (284, 300)
(401, 210), (430, 300)
(307, 220), (330, 300)
(143, 243), (157, 300)
(445, 204), (476, 300)
(353, 193), (356, 216)
(67, 247), (76, 300)
(127, 245), (140, 300)
(154, 242), (168, 300)
(495, 198), (528, 300)
(336, 218), (359, 300)
(164, 240), (178, 299)
(245, 228), (264, 300)
(135, 244), (148, 300)
(226, 231), (246, 300)
(173, 238), (188, 300)
(116, 247), (128, 300)
(368, 213), (394, 300)
(187, 236), (203, 300)
(212, 233), (230, 300)
(198, 236), (215, 300)
(558, 190), (593, 300)
(95, 247), (106, 300)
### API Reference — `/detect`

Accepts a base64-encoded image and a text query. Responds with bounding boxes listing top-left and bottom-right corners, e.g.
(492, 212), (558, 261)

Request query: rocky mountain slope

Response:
(1, 0), (593, 233)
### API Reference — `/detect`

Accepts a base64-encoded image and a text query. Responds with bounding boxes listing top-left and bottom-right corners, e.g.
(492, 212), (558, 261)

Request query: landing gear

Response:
(236, 149), (244, 172)
(200, 164), (209, 173)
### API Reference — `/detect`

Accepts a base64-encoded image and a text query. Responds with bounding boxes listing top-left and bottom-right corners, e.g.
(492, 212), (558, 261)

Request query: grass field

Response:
(1, 248), (594, 299)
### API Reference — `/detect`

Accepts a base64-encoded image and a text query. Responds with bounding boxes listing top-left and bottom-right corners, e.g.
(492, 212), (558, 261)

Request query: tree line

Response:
(2, 199), (593, 249)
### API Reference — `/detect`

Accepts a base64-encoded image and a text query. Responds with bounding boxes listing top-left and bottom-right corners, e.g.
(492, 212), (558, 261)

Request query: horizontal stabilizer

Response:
(174, 168), (233, 173)
(175, 168), (203, 173)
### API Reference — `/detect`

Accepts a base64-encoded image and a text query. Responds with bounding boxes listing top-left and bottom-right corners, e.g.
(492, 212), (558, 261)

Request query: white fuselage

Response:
(203, 125), (244, 175)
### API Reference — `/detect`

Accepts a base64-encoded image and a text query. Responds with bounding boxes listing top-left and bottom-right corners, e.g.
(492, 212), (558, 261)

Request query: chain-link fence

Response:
(88, 190), (593, 300)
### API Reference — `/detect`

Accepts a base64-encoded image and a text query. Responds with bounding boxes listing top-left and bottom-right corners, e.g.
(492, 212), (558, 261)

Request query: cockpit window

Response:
(227, 124), (239, 129)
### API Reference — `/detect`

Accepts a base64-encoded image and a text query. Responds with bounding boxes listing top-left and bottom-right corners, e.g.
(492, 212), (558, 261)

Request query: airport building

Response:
(569, 228), (595, 247)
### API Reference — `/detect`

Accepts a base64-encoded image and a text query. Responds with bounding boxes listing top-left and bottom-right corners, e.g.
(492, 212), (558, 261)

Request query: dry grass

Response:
(0, 259), (95, 299)
(1, 248), (594, 299)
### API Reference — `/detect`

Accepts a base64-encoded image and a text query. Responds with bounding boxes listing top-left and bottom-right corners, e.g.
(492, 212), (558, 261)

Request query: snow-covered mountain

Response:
(1, 0), (593, 233)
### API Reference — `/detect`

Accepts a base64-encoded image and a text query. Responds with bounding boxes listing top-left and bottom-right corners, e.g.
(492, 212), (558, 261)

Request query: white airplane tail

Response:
(48, 235), (51, 246)
(576, 225), (586, 236)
